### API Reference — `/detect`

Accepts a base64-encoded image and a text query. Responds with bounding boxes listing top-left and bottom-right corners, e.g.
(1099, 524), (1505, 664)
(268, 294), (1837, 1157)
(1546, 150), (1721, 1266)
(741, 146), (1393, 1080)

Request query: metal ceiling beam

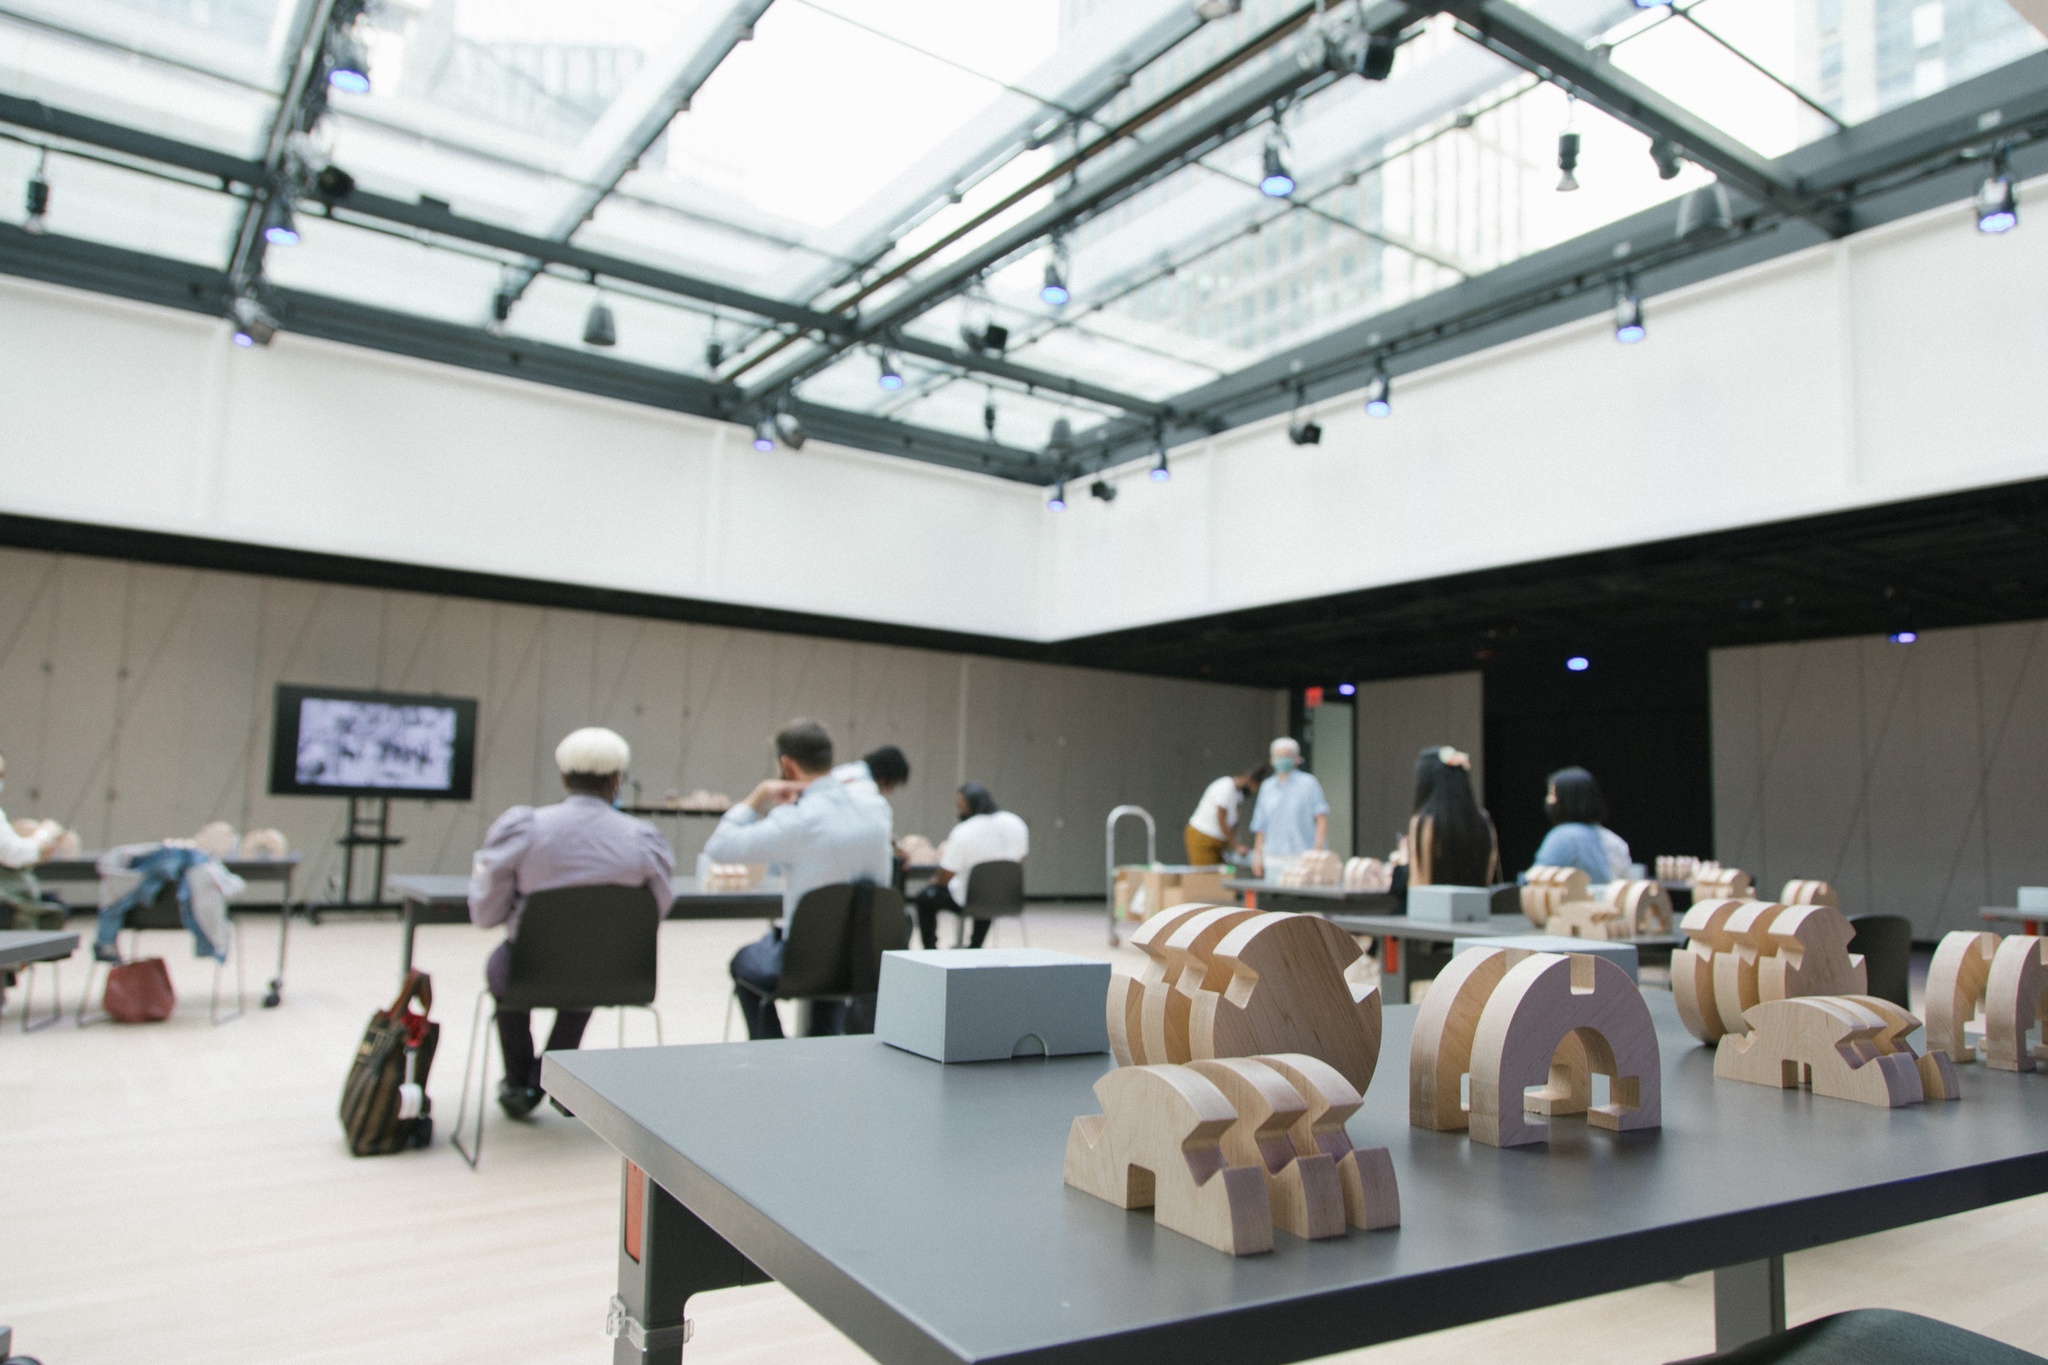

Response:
(889, 333), (1168, 418)
(1441, 0), (1845, 236)
(225, 0), (342, 293)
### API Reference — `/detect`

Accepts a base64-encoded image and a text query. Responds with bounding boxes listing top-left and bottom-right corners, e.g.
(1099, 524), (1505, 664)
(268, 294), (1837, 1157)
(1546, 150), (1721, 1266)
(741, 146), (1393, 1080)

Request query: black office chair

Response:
(727, 883), (909, 1039)
(78, 880), (244, 1027)
(1847, 913), (1913, 1009)
(1690, 1307), (2046, 1363)
(951, 860), (1027, 947)
(453, 883), (662, 1168)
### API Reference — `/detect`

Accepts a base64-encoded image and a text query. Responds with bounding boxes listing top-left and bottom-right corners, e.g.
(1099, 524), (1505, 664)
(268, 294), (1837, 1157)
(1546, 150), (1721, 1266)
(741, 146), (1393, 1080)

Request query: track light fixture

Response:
(1150, 425), (1171, 482)
(261, 195), (299, 246)
(1556, 131), (1581, 192)
(775, 407), (808, 450)
(752, 415), (778, 452)
(1649, 138), (1683, 181)
(488, 289), (512, 335)
(1047, 480), (1068, 512)
(983, 391), (998, 442)
(326, 26), (371, 94)
(1195, 0), (1241, 18)
(1976, 146), (2017, 234)
(1287, 419), (1322, 445)
(1364, 363), (1391, 418)
(582, 295), (616, 347)
(1675, 183), (1731, 241)
(1354, 32), (1397, 81)
(22, 151), (48, 235)
(1630, 0), (1672, 7)
(230, 292), (279, 348)
(877, 346), (904, 390)
(1041, 240), (1071, 308)
(1089, 478), (1118, 504)
(1613, 280), (1645, 344)
(1260, 135), (1295, 198)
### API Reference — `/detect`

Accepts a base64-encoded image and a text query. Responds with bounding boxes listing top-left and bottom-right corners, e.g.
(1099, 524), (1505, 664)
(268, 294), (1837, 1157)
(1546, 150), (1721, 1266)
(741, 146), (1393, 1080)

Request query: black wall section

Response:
(1483, 646), (1713, 876)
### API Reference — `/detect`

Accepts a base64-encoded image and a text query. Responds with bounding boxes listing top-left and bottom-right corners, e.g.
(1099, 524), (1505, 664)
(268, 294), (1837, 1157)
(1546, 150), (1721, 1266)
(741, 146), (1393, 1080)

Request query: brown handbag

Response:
(104, 957), (176, 1023)
(340, 970), (440, 1156)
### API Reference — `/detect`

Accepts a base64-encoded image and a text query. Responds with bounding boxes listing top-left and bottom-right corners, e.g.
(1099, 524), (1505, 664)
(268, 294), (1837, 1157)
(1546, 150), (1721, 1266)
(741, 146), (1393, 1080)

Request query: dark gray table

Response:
(1220, 877), (1401, 917)
(546, 992), (2048, 1365)
(0, 929), (78, 1032)
(1327, 911), (1683, 1004)
(1982, 906), (2046, 934)
(388, 874), (785, 982)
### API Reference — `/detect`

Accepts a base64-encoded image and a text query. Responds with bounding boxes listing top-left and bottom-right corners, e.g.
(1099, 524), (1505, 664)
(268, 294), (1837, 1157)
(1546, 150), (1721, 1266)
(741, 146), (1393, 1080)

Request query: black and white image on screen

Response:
(295, 698), (459, 792)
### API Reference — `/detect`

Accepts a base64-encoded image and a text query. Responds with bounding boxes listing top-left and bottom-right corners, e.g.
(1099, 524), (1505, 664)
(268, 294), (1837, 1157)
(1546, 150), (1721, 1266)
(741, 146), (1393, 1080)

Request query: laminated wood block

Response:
(1187, 912), (1382, 1093)
(1409, 945), (1517, 1130)
(1142, 906), (1261, 1065)
(1520, 866), (1591, 927)
(1779, 879), (1838, 908)
(1832, 994), (1965, 1103)
(1544, 897), (1628, 941)
(1063, 1065), (1274, 1256)
(1601, 879), (1674, 936)
(1925, 930), (2000, 1064)
(1757, 903), (1867, 1004)
(1187, 1058), (1346, 1241)
(1712, 902), (1787, 1038)
(1673, 899), (1747, 1044)
(1466, 952), (1662, 1148)
(1256, 1052), (1399, 1230)
(1715, 996), (1924, 1108)
(1109, 904), (1213, 1066)
(1984, 934), (2048, 1073)
(1456, 935), (1638, 981)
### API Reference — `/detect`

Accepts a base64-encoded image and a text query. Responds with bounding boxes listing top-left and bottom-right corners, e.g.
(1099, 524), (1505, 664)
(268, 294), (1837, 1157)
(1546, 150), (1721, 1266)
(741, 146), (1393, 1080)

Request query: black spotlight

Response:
(583, 297), (616, 347)
(489, 289), (513, 334)
(1557, 131), (1581, 192)
(313, 164), (355, 200)
(22, 167), (49, 235)
(1288, 419), (1323, 446)
(1649, 137), (1683, 180)
(1089, 478), (1118, 503)
(1356, 32), (1397, 80)
(705, 337), (725, 370)
(980, 321), (1008, 353)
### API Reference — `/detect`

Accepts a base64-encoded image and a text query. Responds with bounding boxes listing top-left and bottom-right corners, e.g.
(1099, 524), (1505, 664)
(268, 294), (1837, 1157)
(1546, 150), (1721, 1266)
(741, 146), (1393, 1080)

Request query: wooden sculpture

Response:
(1984, 935), (2048, 1073)
(1186, 1058), (1346, 1240)
(1408, 944), (1517, 1130)
(1520, 866), (1591, 927)
(1714, 996), (1958, 1108)
(1189, 913), (1382, 1093)
(1064, 1065), (1274, 1255)
(1107, 903), (1213, 1066)
(1672, 899), (1745, 1044)
(1710, 901), (1786, 1038)
(1466, 952), (1662, 1147)
(1756, 903), (1867, 1003)
(1925, 930), (2000, 1063)
(1149, 906), (1265, 1065)
(1545, 897), (1628, 941)
(1780, 879), (1838, 908)
(1256, 1052), (1400, 1230)
(1692, 863), (1754, 901)
(1602, 879), (1674, 936)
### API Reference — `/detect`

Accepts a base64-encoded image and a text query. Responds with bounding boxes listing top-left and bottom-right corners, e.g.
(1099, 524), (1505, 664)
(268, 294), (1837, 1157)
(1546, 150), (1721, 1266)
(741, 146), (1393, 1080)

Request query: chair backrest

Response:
(961, 860), (1025, 917)
(849, 884), (909, 997)
(128, 883), (188, 932)
(1847, 912), (1914, 1009)
(777, 883), (858, 999)
(501, 883), (660, 1012)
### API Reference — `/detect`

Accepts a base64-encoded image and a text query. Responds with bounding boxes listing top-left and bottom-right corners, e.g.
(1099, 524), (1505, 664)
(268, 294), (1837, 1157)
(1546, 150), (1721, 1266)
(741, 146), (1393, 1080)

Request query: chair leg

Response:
(21, 960), (61, 1033)
(451, 989), (493, 1170)
(723, 988), (738, 1042)
(210, 917), (246, 1026)
(1017, 910), (1029, 946)
(76, 958), (106, 1027)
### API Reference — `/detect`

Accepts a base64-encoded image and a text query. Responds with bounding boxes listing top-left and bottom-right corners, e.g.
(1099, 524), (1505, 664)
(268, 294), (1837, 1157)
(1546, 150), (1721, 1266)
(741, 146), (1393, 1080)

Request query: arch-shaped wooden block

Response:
(1715, 996), (1923, 1108)
(1673, 899), (1746, 1044)
(1108, 903), (1214, 1065)
(1257, 1052), (1400, 1230)
(1603, 879), (1674, 936)
(1409, 946), (1517, 1129)
(1466, 952), (1662, 1148)
(1780, 879), (1838, 908)
(1063, 1065), (1274, 1255)
(1187, 1058), (1345, 1241)
(1985, 935), (2048, 1073)
(1758, 903), (1866, 1003)
(1712, 902), (1787, 1038)
(1188, 913), (1381, 1094)
(1925, 930), (2000, 1064)
(1144, 907), (1263, 1065)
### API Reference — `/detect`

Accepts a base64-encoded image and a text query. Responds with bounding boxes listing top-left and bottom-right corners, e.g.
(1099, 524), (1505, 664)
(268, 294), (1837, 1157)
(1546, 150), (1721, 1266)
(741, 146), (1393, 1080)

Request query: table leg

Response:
(1382, 935), (1407, 1005)
(1714, 1254), (1785, 1353)
(400, 902), (418, 985)
(264, 871), (292, 1009)
(610, 1160), (769, 1365)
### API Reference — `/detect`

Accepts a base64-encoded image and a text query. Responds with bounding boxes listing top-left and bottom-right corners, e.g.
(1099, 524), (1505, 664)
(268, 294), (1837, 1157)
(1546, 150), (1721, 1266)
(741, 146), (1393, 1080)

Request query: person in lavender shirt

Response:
(469, 726), (673, 1118)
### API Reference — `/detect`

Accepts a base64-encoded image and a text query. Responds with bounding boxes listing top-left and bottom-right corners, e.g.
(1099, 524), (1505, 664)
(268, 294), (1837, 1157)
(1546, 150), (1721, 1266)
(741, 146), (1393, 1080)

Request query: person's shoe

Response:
(497, 1081), (544, 1118)
(92, 943), (121, 964)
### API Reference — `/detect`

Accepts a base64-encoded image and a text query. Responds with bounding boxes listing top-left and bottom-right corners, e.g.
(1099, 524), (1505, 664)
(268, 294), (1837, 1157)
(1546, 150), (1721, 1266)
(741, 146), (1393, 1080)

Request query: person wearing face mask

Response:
(1247, 737), (1329, 878)
(1527, 765), (1629, 883)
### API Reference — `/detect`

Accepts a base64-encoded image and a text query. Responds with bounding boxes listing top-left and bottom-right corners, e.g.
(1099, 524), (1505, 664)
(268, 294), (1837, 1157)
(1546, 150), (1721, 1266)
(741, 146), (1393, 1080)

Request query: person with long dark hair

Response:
(1529, 765), (1630, 882)
(1403, 745), (1499, 890)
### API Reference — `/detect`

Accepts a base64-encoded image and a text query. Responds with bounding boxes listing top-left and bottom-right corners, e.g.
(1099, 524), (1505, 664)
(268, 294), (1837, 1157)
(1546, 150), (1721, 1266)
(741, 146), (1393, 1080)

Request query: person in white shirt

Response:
(0, 751), (64, 931)
(832, 745), (910, 838)
(914, 783), (1029, 949)
(1184, 763), (1270, 866)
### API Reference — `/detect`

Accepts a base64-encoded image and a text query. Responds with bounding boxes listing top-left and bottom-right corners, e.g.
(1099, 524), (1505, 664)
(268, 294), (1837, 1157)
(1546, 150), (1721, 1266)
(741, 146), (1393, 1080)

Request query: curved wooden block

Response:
(1780, 879), (1838, 908)
(1258, 1052), (1399, 1230)
(1925, 930), (2000, 1063)
(1107, 973), (1144, 1067)
(1712, 902), (1786, 1038)
(1467, 952), (1662, 1147)
(1547, 898), (1626, 941)
(1409, 946), (1515, 1129)
(1187, 1058), (1344, 1240)
(1715, 996), (1922, 1108)
(1113, 904), (1218, 1065)
(1758, 903), (1866, 1003)
(1063, 1065), (1274, 1255)
(1604, 879), (1674, 936)
(1142, 906), (1261, 1065)
(1673, 899), (1745, 1044)
(1985, 934), (2048, 1073)
(1520, 866), (1592, 927)
(1188, 913), (1379, 1093)
(1836, 994), (1962, 1102)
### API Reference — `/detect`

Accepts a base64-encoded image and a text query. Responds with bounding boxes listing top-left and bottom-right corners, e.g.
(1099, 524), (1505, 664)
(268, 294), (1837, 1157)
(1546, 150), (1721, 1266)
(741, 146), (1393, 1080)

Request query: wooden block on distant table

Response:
(1409, 945), (1516, 1131)
(1925, 930), (1999, 1064)
(1984, 934), (2048, 1073)
(1672, 898), (1745, 1045)
(1455, 934), (1638, 982)
(877, 949), (1110, 1063)
(1715, 996), (1924, 1108)
(1408, 884), (1493, 924)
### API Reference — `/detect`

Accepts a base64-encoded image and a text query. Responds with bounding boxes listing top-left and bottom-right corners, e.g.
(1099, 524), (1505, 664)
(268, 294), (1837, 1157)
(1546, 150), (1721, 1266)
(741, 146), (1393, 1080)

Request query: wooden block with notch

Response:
(1520, 866), (1591, 928)
(1836, 993), (1962, 1101)
(1984, 934), (2048, 1073)
(1673, 898), (1746, 1044)
(1925, 930), (2000, 1064)
(1186, 1058), (1346, 1241)
(1602, 879), (1674, 936)
(1757, 902), (1867, 1004)
(1779, 879), (1838, 908)
(1257, 1052), (1399, 1230)
(1107, 903), (1213, 1066)
(1063, 1064), (1274, 1255)
(1142, 905), (1262, 1066)
(1712, 901), (1786, 1038)
(1409, 945), (1518, 1130)
(1714, 996), (1924, 1108)
(1188, 912), (1382, 1093)
(1466, 952), (1662, 1148)
(1545, 897), (1628, 941)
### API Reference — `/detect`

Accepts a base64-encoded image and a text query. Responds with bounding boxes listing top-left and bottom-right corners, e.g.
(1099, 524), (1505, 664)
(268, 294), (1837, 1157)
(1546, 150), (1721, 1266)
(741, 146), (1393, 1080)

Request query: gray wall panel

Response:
(1352, 671), (1485, 861)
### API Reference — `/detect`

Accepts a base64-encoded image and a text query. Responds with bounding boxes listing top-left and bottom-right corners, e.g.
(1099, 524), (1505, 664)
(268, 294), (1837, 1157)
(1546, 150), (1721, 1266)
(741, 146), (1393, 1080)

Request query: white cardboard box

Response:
(1453, 934), (1640, 982)
(1407, 884), (1493, 923)
(2018, 887), (2048, 912)
(875, 949), (1111, 1063)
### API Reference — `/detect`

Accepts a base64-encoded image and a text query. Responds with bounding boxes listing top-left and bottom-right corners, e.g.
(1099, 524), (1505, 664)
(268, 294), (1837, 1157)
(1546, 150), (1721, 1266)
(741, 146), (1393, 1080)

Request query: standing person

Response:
(913, 782), (1029, 949)
(469, 727), (675, 1118)
(1528, 765), (1629, 882)
(1248, 737), (1329, 877)
(0, 750), (64, 931)
(834, 744), (911, 836)
(712, 719), (892, 1039)
(1400, 745), (1500, 894)
(1184, 764), (1270, 866)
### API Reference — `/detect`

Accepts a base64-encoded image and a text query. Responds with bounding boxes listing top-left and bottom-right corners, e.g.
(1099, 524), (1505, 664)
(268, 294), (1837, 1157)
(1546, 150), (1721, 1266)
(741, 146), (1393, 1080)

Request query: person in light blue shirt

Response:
(710, 719), (892, 1039)
(1249, 736), (1330, 875)
(1527, 766), (1631, 884)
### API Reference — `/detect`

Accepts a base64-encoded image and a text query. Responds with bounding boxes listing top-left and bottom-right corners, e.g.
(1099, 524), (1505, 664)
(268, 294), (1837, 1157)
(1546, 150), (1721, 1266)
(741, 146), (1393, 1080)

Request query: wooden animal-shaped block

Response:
(1715, 996), (1947, 1108)
(1756, 902), (1866, 1003)
(1146, 906), (1262, 1066)
(1186, 1058), (1346, 1240)
(1780, 879), (1838, 908)
(1985, 935), (2048, 1073)
(1063, 1064), (1274, 1255)
(1106, 903), (1213, 1067)
(1188, 913), (1382, 1093)
(1409, 945), (1519, 1130)
(1602, 879), (1674, 936)
(1520, 866), (1591, 927)
(1466, 952), (1662, 1148)
(1256, 1052), (1400, 1230)
(1693, 864), (1754, 901)
(1545, 897), (1628, 941)
(1835, 994), (1962, 1100)
(1672, 899), (1746, 1044)
(1925, 930), (2000, 1063)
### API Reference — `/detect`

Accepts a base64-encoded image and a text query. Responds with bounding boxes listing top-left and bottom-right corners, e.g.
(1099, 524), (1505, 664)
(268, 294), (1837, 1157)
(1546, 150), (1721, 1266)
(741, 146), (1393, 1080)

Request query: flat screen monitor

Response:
(268, 685), (477, 800)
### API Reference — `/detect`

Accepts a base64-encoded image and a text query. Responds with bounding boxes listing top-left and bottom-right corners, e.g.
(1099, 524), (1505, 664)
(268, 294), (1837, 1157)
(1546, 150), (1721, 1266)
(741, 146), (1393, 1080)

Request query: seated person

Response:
(833, 744), (911, 837)
(711, 719), (892, 1040)
(0, 749), (65, 932)
(1528, 765), (1629, 883)
(914, 783), (1030, 949)
(1249, 737), (1329, 876)
(1395, 746), (1500, 900)
(469, 727), (674, 1118)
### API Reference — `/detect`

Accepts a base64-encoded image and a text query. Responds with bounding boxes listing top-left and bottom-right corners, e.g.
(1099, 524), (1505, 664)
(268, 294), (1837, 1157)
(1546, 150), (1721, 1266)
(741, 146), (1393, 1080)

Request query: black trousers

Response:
(914, 882), (989, 950)
(487, 939), (592, 1089)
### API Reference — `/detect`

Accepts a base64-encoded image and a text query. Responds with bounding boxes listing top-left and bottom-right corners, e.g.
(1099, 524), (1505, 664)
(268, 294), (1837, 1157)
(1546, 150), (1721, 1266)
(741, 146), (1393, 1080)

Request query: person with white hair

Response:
(469, 726), (674, 1118)
(1247, 736), (1330, 877)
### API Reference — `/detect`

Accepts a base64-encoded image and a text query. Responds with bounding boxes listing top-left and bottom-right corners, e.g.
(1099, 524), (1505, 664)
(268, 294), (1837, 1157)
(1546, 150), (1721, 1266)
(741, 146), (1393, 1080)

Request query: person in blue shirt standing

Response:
(1249, 737), (1330, 877)
(1527, 766), (1631, 883)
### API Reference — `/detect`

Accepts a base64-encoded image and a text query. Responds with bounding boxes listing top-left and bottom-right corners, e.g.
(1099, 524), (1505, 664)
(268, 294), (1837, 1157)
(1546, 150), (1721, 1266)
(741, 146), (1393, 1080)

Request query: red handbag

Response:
(104, 957), (176, 1023)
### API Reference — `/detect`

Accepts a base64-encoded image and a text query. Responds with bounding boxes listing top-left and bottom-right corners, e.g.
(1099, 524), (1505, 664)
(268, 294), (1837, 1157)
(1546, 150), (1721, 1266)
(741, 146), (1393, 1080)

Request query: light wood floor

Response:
(1, 907), (2042, 1365)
